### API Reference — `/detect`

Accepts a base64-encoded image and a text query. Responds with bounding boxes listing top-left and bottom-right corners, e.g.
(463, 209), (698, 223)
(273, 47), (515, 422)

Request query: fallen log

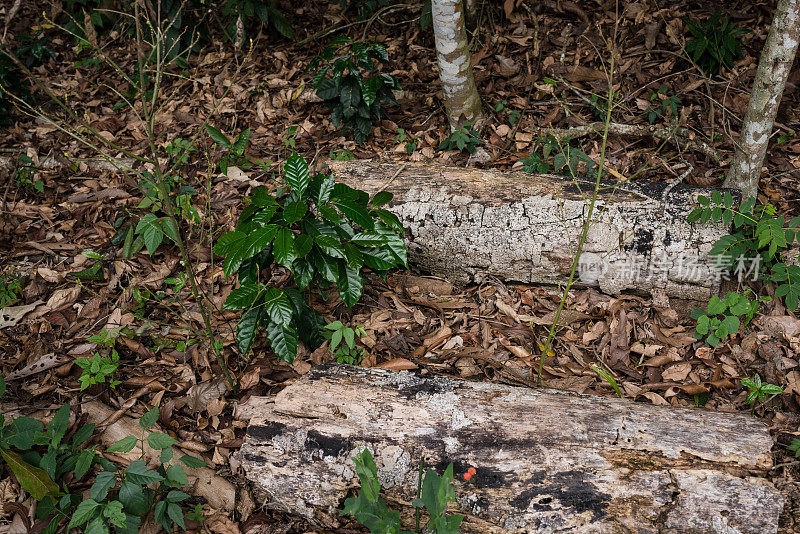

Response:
(328, 160), (733, 300)
(237, 365), (783, 534)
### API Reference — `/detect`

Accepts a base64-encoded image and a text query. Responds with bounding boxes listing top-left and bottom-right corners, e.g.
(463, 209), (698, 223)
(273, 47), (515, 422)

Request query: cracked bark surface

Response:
(329, 160), (733, 300)
(237, 365), (783, 533)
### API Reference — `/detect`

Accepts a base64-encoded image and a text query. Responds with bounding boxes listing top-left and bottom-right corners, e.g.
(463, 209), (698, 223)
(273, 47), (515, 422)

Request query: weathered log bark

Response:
(237, 365), (783, 533)
(328, 160), (733, 300)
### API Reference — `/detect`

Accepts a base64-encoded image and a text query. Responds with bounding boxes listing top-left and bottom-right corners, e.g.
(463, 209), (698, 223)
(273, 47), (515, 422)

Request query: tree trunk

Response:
(464, 0), (478, 27)
(431, 0), (484, 129)
(237, 365), (784, 533)
(724, 0), (800, 199)
(328, 160), (733, 300)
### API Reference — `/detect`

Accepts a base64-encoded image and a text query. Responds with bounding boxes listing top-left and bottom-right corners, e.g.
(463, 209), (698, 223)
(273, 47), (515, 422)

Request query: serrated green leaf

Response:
(75, 449), (95, 480)
(125, 460), (164, 485)
(68, 498), (101, 529)
(178, 455), (207, 469)
(721, 315), (739, 336)
(140, 406), (159, 430)
(107, 435), (137, 453)
(90, 471), (117, 502)
(135, 214), (164, 256)
(118, 481), (149, 515)
(147, 432), (178, 450)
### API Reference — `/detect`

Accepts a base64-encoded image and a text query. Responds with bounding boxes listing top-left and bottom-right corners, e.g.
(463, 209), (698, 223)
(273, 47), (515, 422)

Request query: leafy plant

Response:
(342, 449), (463, 534)
(222, 0), (294, 40)
(684, 11), (747, 76)
(14, 31), (55, 68)
(0, 393), (204, 534)
(395, 128), (420, 154)
(330, 147), (356, 161)
(439, 122), (481, 154)
(308, 36), (401, 143)
(325, 321), (366, 365)
(688, 192), (800, 310)
(205, 125), (265, 174)
(741, 374), (782, 413)
(340, 0), (390, 20)
(645, 86), (680, 124)
(75, 328), (124, 390)
(788, 438), (800, 459)
(690, 291), (762, 347)
(216, 148), (407, 362)
(495, 100), (521, 126)
(165, 137), (197, 165)
(0, 272), (23, 308)
(13, 154), (44, 193)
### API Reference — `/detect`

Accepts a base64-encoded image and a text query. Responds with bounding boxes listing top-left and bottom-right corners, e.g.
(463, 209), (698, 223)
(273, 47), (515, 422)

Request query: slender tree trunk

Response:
(431, 0), (484, 129)
(725, 0), (800, 198)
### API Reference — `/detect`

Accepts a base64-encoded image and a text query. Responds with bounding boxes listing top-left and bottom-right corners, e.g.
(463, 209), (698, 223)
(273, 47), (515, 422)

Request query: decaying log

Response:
(238, 365), (783, 533)
(328, 160), (733, 300)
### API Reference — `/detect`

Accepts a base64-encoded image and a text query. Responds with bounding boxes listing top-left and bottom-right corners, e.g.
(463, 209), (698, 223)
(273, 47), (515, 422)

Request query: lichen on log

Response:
(329, 160), (734, 300)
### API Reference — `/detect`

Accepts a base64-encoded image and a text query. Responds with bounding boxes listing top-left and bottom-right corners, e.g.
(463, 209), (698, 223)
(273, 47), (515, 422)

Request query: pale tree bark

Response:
(431, 0), (484, 129)
(725, 0), (800, 198)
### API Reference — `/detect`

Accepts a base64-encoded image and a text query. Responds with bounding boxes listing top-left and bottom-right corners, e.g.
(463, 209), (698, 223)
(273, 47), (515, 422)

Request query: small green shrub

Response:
(342, 448), (463, 534)
(690, 291), (761, 347)
(395, 128), (419, 154)
(13, 155), (44, 193)
(0, 391), (203, 534)
(308, 37), (401, 144)
(325, 321), (366, 365)
(494, 99), (520, 126)
(0, 272), (23, 308)
(439, 122), (481, 154)
(684, 11), (747, 75)
(741, 374), (782, 413)
(519, 135), (606, 179)
(216, 147), (407, 362)
(645, 86), (680, 124)
(340, 0), (390, 20)
(330, 148), (356, 161)
(75, 328), (124, 390)
(688, 193), (800, 310)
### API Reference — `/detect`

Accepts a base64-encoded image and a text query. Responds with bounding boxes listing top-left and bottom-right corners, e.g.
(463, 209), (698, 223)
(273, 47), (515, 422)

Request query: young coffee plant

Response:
(684, 11), (747, 76)
(741, 374), (783, 413)
(495, 100), (521, 126)
(13, 154), (44, 193)
(645, 86), (680, 124)
(342, 448), (463, 534)
(439, 123), (481, 154)
(688, 192), (800, 310)
(308, 36), (401, 143)
(222, 0), (294, 40)
(217, 148), (407, 362)
(325, 321), (366, 365)
(690, 291), (762, 347)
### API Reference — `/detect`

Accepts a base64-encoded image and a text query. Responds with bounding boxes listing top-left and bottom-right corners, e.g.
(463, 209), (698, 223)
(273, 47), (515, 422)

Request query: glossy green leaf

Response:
(294, 234), (314, 257)
(204, 124), (232, 148)
(315, 235), (346, 259)
(338, 262), (363, 307)
(135, 214), (164, 256)
(332, 199), (374, 230)
(282, 201), (308, 224)
(284, 152), (310, 197)
(125, 460), (164, 485)
(371, 191), (393, 208)
(107, 435), (137, 453)
(237, 306), (262, 356)
(265, 320), (299, 363)
(263, 289), (294, 327)
(224, 283), (266, 310)
(273, 227), (297, 268)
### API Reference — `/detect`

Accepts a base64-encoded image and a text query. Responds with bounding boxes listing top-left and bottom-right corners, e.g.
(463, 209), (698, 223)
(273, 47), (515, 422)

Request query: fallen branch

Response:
(531, 122), (723, 163)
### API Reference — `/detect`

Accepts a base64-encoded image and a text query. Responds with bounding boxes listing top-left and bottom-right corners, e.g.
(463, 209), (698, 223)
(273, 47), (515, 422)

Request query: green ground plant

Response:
(325, 321), (366, 365)
(684, 10), (747, 76)
(495, 100), (521, 126)
(0, 272), (23, 308)
(342, 449), (463, 534)
(217, 149), (407, 362)
(439, 123), (481, 154)
(308, 36), (400, 143)
(690, 291), (763, 347)
(0, 383), (204, 534)
(395, 128), (420, 154)
(222, 0), (294, 40)
(75, 328), (126, 391)
(742, 374), (783, 414)
(645, 86), (680, 124)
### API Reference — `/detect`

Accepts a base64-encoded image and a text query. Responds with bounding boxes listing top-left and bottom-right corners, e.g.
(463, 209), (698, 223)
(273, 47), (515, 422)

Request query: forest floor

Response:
(0, 0), (799, 532)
